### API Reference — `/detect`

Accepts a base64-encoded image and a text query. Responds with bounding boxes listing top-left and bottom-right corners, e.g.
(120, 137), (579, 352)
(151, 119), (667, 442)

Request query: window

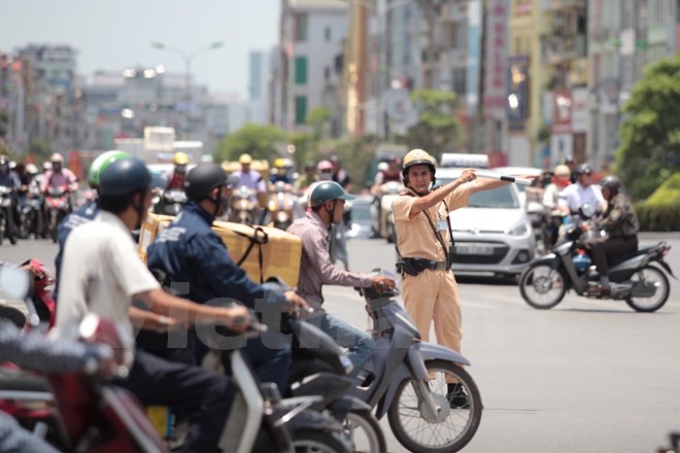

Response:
(295, 13), (308, 41)
(295, 56), (308, 85)
(325, 26), (331, 41)
(295, 96), (308, 125)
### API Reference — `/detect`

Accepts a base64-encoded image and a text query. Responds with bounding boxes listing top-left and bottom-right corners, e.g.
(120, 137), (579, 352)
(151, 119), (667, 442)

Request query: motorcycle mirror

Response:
(0, 266), (31, 300)
(527, 201), (544, 214)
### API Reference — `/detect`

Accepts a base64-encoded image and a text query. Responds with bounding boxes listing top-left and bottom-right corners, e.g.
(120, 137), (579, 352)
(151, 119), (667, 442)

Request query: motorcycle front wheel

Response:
(624, 265), (670, 313)
(519, 263), (568, 309)
(388, 360), (482, 453)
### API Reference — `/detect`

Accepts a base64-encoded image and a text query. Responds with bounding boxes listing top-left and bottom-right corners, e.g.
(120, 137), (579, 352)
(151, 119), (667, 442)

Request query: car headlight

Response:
(507, 223), (528, 236)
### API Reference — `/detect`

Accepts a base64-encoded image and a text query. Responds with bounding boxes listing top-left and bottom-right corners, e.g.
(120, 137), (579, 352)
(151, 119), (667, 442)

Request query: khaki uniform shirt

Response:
(392, 185), (472, 261)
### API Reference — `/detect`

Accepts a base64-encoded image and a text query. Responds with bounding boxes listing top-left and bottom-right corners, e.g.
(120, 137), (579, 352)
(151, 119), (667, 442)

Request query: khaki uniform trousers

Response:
(402, 268), (463, 383)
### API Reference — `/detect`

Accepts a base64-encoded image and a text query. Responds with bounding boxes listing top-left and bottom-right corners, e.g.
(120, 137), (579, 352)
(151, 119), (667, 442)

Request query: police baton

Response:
(474, 172), (534, 186)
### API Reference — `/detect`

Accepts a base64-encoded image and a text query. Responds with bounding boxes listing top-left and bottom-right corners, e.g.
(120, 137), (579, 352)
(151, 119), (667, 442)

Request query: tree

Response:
(615, 56), (680, 200)
(399, 89), (458, 161)
(214, 123), (287, 162)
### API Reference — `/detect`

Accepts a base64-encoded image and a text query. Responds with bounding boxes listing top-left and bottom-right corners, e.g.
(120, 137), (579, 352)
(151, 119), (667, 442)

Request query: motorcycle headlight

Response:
(507, 223), (529, 236)
(268, 200), (277, 211)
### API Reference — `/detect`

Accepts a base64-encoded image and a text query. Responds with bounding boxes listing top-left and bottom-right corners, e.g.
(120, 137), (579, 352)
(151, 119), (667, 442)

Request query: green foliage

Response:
(635, 173), (680, 231)
(214, 123), (287, 162)
(615, 56), (680, 200)
(289, 132), (316, 170)
(0, 109), (8, 138)
(537, 124), (552, 145)
(29, 138), (52, 161)
(398, 89), (458, 161)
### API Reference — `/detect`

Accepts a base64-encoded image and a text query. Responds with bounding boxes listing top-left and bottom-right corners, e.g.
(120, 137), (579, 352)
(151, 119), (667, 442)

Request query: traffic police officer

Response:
(392, 149), (534, 407)
(146, 163), (308, 394)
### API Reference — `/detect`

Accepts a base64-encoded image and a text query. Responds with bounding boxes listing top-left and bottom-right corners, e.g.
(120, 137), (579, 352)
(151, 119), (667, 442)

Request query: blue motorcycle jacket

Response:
(146, 201), (287, 310)
(53, 200), (100, 300)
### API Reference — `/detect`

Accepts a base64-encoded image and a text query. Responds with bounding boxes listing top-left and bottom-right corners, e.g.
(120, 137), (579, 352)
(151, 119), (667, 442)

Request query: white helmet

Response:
(50, 153), (64, 163)
(42, 162), (52, 171)
(26, 164), (39, 174)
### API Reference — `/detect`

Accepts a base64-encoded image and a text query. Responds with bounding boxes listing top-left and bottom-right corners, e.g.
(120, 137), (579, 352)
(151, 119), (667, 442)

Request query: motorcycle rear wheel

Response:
(0, 305), (26, 328)
(519, 263), (568, 309)
(388, 360), (482, 453)
(624, 265), (670, 313)
(341, 409), (386, 453)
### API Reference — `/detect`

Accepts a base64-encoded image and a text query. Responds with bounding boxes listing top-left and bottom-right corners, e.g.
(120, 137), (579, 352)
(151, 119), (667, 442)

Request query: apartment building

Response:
(277, 0), (348, 132)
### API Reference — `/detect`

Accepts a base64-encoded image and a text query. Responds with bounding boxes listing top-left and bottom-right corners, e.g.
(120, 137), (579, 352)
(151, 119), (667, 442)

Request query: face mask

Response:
(319, 172), (332, 181)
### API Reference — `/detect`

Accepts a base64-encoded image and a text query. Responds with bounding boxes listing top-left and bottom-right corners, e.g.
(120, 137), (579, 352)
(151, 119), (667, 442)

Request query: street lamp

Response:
(151, 41), (224, 137)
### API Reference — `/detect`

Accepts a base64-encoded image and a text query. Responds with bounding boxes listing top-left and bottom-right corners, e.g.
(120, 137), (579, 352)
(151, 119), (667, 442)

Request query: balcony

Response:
(548, 0), (586, 12)
(543, 34), (587, 65)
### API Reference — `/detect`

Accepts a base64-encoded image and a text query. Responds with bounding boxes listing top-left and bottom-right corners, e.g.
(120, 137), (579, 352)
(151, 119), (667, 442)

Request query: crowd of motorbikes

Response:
(0, 184), (75, 246)
(0, 259), (483, 452)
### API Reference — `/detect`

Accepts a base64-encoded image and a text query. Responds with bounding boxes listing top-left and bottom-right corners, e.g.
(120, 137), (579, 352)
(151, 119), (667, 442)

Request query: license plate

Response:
(455, 245), (494, 255)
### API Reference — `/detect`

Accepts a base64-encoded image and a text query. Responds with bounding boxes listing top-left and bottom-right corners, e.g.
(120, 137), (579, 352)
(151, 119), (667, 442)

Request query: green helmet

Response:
(308, 181), (355, 208)
(88, 150), (131, 187)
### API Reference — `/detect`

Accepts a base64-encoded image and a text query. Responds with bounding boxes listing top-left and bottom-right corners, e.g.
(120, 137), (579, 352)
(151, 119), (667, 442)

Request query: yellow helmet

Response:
(402, 149), (435, 172)
(239, 153), (253, 164)
(274, 158), (286, 168)
(173, 152), (190, 165)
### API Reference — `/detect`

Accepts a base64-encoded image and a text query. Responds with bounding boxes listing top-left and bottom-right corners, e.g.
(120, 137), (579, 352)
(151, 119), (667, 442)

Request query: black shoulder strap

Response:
(233, 227), (269, 284)
(442, 200), (455, 247)
(421, 209), (450, 262)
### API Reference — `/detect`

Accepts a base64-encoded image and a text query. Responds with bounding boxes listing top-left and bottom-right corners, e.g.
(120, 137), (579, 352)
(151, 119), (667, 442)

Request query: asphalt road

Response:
(1, 233), (679, 453)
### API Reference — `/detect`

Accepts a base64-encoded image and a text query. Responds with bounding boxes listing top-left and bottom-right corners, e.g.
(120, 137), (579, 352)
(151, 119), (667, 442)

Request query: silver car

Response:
(436, 168), (536, 278)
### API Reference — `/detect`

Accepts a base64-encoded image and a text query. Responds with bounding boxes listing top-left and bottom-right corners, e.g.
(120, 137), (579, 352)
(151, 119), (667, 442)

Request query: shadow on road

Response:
(456, 274), (518, 286)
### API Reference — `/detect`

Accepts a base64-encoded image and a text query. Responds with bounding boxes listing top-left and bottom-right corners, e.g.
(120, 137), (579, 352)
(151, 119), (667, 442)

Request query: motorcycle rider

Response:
(54, 157), (251, 452)
(294, 161), (318, 192)
(581, 176), (640, 295)
(370, 156), (402, 196)
(286, 181), (395, 377)
(53, 150), (131, 300)
(317, 160), (334, 181)
(558, 163), (607, 215)
(165, 151), (190, 191)
(0, 157), (20, 242)
(40, 153), (78, 197)
(542, 164), (572, 247)
(270, 157), (293, 185)
(146, 162), (308, 394)
(231, 153), (268, 223)
(392, 148), (537, 407)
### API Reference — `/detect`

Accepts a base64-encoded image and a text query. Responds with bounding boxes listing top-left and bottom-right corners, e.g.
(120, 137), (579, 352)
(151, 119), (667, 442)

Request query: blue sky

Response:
(0, 0), (281, 97)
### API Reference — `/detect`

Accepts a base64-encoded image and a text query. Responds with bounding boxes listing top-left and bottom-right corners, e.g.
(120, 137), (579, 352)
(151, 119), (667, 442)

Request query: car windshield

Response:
(437, 178), (519, 208)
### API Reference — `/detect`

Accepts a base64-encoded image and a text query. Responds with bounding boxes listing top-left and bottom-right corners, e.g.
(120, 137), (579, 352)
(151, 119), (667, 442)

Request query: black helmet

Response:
(601, 175), (621, 192)
(185, 163), (239, 201)
(573, 163), (592, 177)
(98, 158), (151, 197)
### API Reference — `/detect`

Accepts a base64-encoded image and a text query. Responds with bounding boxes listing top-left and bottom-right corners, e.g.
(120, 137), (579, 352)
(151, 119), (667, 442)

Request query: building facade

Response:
(277, 0), (348, 133)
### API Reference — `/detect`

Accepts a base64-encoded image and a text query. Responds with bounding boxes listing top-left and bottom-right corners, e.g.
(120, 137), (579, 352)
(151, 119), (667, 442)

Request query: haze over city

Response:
(1, 0), (281, 97)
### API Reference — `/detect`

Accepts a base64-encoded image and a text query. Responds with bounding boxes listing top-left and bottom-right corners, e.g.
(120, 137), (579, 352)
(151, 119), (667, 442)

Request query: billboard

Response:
(507, 55), (529, 132)
(482, 0), (510, 119)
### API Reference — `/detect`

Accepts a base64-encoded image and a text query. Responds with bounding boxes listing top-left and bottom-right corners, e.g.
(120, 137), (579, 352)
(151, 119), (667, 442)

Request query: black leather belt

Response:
(405, 258), (449, 271)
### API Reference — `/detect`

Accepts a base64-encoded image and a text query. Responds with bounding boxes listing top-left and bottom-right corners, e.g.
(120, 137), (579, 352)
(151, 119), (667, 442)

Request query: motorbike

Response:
(267, 182), (299, 230)
(230, 185), (258, 224)
(370, 181), (404, 243)
(19, 185), (44, 240)
(197, 313), (353, 453)
(0, 258), (55, 331)
(280, 313), (387, 453)
(0, 185), (17, 245)
(45, 185), (71, 243)
(153, 189), (187, 216)
(290, 269), (483, 453)
(519, 205), (676, 312)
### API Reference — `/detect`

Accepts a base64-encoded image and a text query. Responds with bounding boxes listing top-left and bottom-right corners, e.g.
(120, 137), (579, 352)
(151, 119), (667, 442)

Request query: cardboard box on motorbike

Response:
(138, 212), (302, 287)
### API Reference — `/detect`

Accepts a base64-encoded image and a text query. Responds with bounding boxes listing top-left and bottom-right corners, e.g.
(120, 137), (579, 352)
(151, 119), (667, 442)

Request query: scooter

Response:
(19, 185), (44, 240)
(0, 258), (55, 331)
(0, 185), (17, 245)
(230, 185), (258, 224)
(519, 205), (676, 312)
(45, 185), (71, 243)
(283, 314), (387, 453)
(267, 182), (298, 230)
(288, 270), (483, 453)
